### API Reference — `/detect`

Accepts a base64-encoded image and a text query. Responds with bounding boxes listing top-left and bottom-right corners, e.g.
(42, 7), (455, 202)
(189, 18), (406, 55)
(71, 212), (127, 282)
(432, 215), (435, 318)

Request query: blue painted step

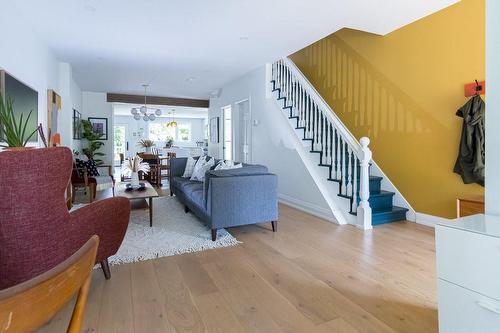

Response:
(356, 190), (394, 211)
(372, 206), (409, 225)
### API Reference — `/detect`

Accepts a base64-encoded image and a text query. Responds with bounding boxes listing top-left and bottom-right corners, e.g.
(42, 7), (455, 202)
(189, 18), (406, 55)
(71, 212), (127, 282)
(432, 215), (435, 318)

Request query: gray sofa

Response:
(169, 157), (278, 241)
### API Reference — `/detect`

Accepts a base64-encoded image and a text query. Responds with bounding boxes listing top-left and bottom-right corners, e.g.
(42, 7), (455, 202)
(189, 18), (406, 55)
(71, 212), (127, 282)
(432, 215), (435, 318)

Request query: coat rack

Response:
(464, 80), (485, 97)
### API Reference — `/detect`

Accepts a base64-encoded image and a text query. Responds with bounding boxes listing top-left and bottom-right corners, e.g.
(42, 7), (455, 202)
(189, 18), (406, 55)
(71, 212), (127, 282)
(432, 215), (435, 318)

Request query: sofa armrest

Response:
(170, 158), (188, 178)
(207, 174), (278, 229)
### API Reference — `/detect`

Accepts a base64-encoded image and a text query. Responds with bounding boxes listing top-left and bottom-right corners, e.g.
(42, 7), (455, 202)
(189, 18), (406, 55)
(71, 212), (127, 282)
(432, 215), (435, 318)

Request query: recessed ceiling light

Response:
(239, 36), (249, 41)
(186, 77), (197, 83)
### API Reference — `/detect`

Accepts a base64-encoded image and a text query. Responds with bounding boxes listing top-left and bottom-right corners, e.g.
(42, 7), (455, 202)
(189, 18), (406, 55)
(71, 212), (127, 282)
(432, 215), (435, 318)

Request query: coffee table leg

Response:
(149, 197), (153, 227)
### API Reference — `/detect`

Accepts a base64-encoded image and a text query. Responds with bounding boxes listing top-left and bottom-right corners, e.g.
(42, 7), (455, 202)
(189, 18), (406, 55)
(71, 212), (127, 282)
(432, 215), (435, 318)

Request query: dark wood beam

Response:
(106, 93), (209, 108)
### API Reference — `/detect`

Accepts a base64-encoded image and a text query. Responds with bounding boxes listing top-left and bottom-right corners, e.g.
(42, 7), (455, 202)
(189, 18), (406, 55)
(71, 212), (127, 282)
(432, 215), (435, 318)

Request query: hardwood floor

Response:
(42, 187), (437, 333)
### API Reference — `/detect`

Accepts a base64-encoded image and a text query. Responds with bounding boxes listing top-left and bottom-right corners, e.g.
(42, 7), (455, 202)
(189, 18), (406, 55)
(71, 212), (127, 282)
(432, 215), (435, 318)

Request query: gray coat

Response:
(453, 95), (485, 186)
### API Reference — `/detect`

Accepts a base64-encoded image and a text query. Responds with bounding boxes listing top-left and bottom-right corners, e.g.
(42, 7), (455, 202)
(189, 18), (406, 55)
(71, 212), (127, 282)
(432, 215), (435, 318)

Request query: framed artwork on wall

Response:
(73, 109), (82, 140)
(210, 116), (219, 143)
(88, 117), (108, 140)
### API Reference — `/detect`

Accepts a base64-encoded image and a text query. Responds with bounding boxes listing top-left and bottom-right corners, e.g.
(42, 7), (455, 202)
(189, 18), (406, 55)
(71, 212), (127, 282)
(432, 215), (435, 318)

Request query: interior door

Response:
(222, 105), (232, 161)
(113, 124), (128, 166)
(234, 99), (251, 163)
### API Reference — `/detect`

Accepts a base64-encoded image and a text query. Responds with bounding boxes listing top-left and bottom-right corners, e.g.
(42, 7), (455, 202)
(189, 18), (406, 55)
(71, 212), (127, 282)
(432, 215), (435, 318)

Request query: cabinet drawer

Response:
(436, 225), (500, 299)
(438, 279), (500, 333)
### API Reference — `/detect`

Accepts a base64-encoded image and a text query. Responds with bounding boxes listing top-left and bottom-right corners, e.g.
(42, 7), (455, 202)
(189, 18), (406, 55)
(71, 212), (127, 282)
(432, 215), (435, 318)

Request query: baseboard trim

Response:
(278, 194), (337, 223)
(415, 212), (451, 228)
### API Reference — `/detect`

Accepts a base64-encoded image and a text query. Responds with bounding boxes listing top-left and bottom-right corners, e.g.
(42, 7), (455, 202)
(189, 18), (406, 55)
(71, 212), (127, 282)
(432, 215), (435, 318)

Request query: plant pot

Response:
(145, 147), (152, 153)
(131, 172), (140, 189)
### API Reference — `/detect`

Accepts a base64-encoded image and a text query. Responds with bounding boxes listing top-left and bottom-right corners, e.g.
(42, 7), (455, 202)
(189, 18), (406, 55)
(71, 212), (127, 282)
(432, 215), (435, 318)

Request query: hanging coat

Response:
(453, 94), (485, 186)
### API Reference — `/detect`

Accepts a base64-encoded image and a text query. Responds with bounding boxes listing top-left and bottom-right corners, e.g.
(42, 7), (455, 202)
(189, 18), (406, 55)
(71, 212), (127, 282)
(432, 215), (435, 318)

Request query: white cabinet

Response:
(436, 214), (500, 333)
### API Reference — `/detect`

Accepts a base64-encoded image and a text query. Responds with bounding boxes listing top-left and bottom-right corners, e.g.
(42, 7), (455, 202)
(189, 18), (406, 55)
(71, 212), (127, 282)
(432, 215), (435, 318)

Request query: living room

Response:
(1, 1), (500, 332)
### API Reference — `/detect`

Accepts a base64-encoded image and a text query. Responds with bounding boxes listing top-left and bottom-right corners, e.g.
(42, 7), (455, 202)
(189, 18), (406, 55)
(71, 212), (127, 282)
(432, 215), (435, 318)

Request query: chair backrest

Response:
(137, 153), (159, 165)
(167, 152), (177, 159)
(0, 147), (76, 289)
(0, 235), (99, 333)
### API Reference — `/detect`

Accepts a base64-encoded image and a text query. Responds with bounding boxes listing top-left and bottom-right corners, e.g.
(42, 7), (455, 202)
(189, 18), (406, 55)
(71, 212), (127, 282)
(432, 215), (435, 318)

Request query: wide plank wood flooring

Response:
(40, 195), (437, 333)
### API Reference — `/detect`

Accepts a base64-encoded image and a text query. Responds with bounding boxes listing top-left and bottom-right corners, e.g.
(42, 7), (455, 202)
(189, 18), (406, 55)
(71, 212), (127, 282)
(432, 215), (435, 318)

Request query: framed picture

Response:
(210, 117), (219, 143)
(88, 117), (108, 140)
(73, 109), (82, 140)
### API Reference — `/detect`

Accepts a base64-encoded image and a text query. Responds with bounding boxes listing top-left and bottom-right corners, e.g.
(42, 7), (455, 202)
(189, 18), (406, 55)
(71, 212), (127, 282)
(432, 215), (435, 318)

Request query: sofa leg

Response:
(184, 205), (190, 213)
(170, 189), (173, 197)
(211, 229), (217, 241)
(101, 259), (111, 280)
(271, 221), (277, 232)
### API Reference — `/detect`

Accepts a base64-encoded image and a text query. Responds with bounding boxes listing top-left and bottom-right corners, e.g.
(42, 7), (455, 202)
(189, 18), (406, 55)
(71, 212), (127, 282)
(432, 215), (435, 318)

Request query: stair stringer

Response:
(271, 90), (356, 226)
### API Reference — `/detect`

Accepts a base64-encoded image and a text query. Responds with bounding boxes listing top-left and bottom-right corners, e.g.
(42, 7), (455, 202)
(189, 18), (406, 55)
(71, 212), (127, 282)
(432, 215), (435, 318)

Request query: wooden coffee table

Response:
(116, 181), (159, 227)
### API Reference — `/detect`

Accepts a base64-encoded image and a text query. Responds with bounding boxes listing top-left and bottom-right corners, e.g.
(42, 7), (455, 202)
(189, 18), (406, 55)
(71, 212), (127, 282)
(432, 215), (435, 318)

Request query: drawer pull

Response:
(476, 300), (500, 315)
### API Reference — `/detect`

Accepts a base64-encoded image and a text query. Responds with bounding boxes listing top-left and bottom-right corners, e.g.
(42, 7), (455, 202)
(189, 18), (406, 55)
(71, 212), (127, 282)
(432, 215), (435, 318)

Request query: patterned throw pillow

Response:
(86, 158), (100, 176)
(182, 156), (197, 178)
(214, 160), (243, 170)
(190, 157), (215, 181)
(75, 158), (87, 178)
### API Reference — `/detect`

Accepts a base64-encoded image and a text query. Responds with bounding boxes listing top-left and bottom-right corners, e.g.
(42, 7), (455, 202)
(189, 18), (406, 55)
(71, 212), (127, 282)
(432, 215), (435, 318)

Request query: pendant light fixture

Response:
(130, 84), (162, 121)
(166, 109), (177, 127)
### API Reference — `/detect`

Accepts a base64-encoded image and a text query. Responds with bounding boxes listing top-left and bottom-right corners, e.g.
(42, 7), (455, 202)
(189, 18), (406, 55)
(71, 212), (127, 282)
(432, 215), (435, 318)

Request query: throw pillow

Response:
(214, 160), (243, 170)
(190, 157), (214, 181)
(182, 156), (197, 178)
(75, 158), (87, 178)
(86, 158), (100, 176)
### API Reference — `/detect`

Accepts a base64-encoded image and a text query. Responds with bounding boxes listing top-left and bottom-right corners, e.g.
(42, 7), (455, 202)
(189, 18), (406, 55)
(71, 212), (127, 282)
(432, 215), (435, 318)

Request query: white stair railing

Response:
(271, 58), (372, 229)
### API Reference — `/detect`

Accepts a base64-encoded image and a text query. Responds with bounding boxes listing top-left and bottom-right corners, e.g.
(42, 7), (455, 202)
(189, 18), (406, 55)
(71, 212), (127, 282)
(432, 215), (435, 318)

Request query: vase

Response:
(145, 147), (152, 153)
(131, 172), (140, 189)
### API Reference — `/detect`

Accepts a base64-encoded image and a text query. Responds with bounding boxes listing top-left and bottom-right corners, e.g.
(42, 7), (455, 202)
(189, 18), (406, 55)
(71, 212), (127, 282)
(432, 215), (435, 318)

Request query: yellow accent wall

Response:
(290, 0), (484, 218)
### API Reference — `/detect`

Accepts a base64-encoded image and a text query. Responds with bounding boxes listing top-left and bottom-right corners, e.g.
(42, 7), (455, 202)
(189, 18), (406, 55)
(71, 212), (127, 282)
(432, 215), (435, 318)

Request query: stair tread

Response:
(372, 206), (409, 215)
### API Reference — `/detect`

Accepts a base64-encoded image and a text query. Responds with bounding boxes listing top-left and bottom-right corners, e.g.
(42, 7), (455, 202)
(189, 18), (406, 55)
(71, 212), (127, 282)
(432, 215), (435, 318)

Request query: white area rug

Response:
(105, 196), (240, 265)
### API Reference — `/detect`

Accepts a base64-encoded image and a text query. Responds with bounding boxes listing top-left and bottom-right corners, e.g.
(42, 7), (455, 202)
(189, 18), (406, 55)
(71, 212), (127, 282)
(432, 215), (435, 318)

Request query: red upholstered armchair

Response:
(0, 147), (130, 290)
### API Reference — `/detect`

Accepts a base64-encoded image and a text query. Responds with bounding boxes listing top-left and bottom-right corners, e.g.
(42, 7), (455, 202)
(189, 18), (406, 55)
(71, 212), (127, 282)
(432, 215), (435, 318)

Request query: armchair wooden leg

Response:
(170, 189), (173, 196)
(211, 229), (217, 242)
(100, 259), (111, 279)
(271, 221), (277, 232)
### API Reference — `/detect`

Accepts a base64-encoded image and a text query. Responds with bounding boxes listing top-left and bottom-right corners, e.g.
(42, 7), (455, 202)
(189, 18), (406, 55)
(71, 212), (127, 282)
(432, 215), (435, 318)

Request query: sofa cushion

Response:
(171, 177), (202, 192)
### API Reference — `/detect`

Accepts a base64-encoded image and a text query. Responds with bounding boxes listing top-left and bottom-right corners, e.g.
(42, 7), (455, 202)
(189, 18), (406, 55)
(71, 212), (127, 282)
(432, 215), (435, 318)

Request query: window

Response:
(149, 123), (176, 142)
(178, 123), (191, 142)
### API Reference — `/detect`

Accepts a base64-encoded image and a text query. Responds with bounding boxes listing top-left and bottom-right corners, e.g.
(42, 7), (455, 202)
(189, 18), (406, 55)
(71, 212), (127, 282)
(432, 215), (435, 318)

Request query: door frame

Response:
(234, 98), (252, 163)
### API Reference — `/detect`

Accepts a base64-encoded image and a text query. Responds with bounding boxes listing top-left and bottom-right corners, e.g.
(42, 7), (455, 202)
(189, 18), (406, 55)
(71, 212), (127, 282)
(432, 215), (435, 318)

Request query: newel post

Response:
(357, 137), (373, 230)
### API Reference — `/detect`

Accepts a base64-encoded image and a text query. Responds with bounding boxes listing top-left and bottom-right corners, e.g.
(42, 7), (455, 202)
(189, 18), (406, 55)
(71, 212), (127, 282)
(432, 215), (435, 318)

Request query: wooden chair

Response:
(0, 236), (99, 333)
(137, 153), (160, 186)
(158, 152), (176, 187)
(71, 163), (115, 203)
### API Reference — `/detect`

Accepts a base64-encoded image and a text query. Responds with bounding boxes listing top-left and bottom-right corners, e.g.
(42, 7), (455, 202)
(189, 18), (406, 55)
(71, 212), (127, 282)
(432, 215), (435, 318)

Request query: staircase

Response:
(270, 58), (408, 228)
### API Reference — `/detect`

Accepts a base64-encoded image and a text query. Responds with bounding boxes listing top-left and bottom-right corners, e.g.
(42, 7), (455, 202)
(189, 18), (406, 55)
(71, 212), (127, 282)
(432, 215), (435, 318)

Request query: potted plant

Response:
(81, 119), (105, 165)
(139, 139), (155, 153)
(0, 95), (38, 150)
(165, 136), (174, 148)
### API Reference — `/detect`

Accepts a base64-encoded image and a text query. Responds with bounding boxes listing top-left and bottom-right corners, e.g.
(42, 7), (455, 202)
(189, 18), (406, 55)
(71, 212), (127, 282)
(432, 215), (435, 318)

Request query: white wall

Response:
(485, 0), (500, 214)
(208, 66), (331, 215)
(0, 5), (59, 141)
(0, 7), (83, 150)
(81, 92), (113, 165)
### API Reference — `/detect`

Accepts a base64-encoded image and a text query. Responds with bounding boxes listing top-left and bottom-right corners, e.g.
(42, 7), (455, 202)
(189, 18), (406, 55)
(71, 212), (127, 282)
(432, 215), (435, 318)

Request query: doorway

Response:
(234, 99), (251, 163)
(113, 124), (128, 166)
(222, 105), (232, 161)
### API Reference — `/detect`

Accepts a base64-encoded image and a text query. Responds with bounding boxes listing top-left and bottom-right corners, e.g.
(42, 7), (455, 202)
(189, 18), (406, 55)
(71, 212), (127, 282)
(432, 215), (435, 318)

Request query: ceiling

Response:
(113, 103), (207, 119)
(11, 0), (457, 99)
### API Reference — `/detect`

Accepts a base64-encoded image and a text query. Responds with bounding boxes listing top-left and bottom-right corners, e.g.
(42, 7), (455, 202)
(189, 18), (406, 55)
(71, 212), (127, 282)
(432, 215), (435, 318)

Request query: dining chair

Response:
(0, 235), (99, 333)
(158, 152), (176, 187)
(137, 153), (160, 185)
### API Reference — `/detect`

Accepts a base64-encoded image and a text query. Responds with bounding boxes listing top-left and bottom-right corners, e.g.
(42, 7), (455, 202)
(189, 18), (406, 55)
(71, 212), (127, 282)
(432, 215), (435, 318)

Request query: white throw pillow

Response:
(214, 160), (243, 170)
(190, 157), (214, 181)
(182, 156), (197, 178)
